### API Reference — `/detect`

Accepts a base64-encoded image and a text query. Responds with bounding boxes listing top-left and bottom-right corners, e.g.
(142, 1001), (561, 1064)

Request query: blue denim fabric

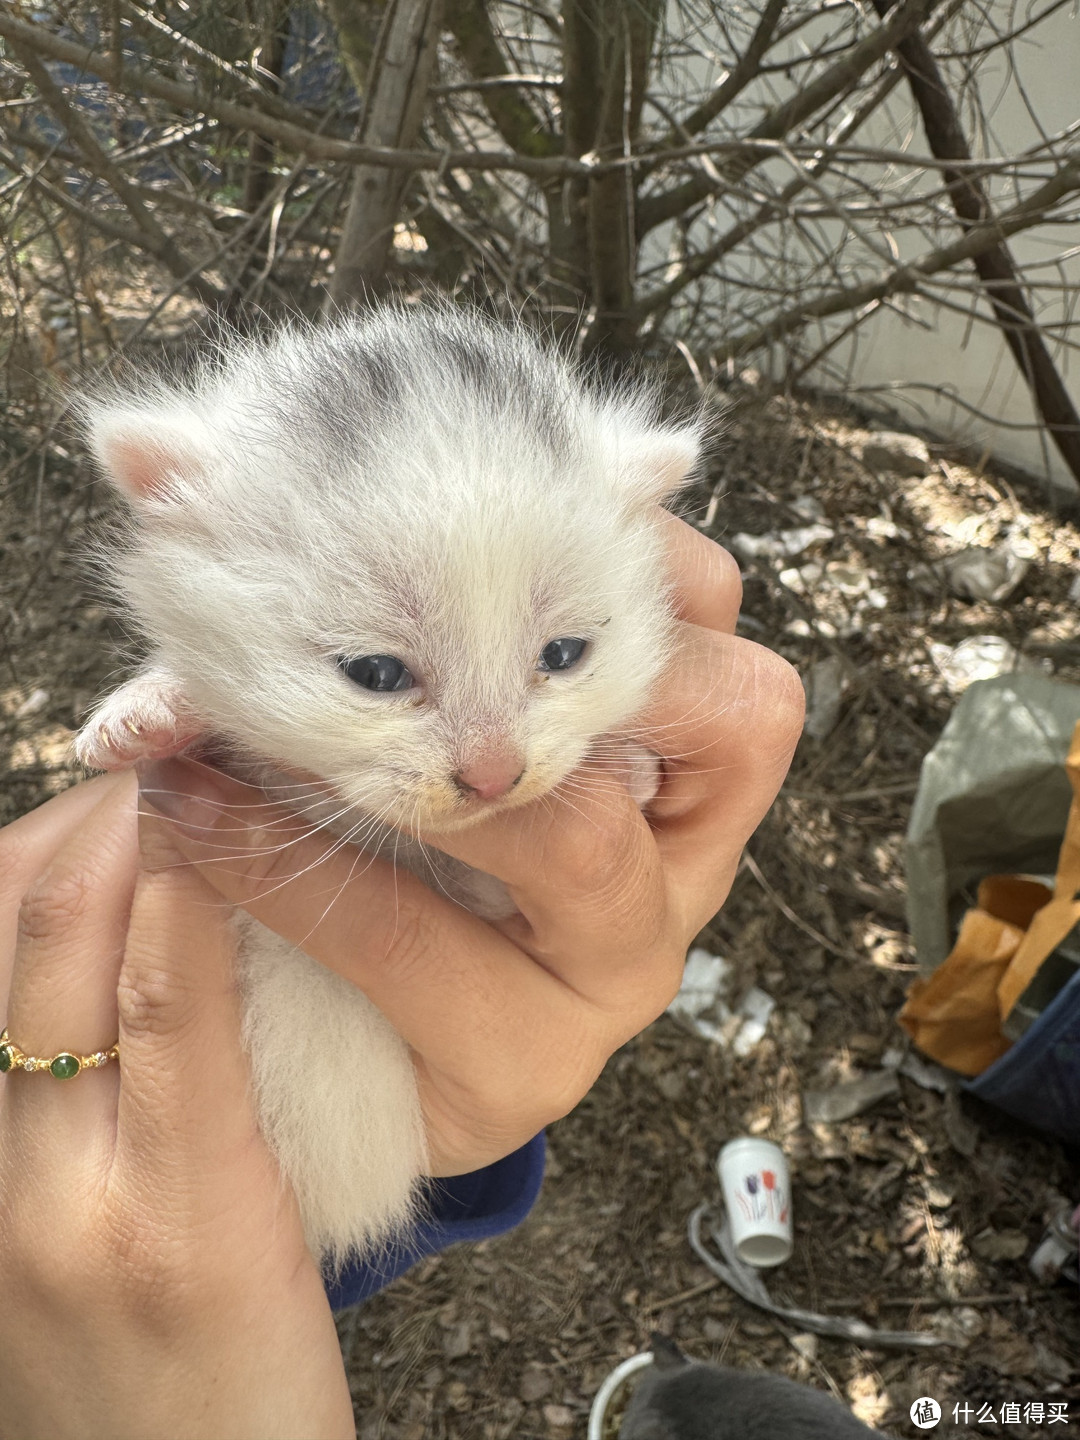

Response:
(968, 969), (1080, 1146)
(324, 1132), (546, 1310)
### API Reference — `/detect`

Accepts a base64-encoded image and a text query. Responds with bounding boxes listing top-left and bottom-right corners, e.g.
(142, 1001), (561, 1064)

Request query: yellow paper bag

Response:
(901, 721), (1080, 1075)
(997, 723), (1080, 1020)
(898, 881), (1035, 1075)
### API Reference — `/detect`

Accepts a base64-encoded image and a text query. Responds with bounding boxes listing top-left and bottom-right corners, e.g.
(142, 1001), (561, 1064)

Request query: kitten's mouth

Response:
(400, 766), (556, 832)
(428, 783), (536, 830)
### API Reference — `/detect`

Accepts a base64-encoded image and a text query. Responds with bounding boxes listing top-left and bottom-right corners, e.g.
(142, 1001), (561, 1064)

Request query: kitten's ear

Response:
(622, 424), (702, 507)
(648, 1333), (690, 1371)
(87, 406), (212, 501)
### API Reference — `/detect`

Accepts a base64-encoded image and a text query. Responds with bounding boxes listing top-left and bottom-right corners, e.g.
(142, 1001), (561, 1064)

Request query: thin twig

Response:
(741, 850), (860, 962)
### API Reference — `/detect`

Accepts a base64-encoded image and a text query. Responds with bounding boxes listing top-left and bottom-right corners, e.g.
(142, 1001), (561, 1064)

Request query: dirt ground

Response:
(2, 297), (1079, 1439)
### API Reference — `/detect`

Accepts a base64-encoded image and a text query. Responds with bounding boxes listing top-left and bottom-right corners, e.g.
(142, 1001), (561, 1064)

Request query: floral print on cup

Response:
(736, 1166), (789, 1224)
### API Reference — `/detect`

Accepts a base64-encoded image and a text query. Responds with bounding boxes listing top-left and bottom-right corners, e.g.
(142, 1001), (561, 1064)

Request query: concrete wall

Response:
(652, 3), (1080, 492)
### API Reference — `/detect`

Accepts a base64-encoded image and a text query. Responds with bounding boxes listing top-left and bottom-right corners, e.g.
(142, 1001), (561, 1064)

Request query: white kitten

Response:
(75, 306), (702, 1266)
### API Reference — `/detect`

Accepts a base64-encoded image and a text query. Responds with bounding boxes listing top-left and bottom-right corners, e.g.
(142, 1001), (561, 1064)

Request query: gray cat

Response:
(618, 1336), (892, 1439)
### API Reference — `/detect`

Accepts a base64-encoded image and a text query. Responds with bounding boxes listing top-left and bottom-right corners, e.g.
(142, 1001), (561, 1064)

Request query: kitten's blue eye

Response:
(337, 654), (414, 692)
(538, 637), (587, 672)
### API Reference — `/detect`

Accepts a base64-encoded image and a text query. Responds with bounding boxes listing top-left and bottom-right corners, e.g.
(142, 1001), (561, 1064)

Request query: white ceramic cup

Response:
(717, 1137), (793, 1267)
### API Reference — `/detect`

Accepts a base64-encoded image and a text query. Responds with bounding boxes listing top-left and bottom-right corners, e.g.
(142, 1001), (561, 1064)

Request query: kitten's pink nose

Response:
(453, 752), (526, 801)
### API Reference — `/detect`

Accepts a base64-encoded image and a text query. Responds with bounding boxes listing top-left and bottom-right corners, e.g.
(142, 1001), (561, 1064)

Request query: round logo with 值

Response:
(910, 1397), (941, 1429)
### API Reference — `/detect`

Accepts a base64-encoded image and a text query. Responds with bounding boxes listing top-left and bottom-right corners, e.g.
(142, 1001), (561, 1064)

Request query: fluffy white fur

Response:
(74, 306), (702, 1266)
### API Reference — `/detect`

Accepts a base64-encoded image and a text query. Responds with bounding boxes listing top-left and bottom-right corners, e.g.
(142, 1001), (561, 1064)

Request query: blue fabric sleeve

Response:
(323, 1132), (546, 1310)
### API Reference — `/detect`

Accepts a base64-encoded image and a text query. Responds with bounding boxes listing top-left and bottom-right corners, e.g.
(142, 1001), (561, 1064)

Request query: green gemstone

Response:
(50, 1054), (80, 1080)
(0, 1045), (11, 1073)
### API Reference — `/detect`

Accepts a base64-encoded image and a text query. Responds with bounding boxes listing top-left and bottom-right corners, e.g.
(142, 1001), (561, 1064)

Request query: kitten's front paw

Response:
(74, 670), (202, 771)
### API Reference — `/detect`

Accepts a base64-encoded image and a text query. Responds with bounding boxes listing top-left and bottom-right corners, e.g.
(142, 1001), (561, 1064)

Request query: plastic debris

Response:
(667, 948), (774, 1054)
(587, 1352), (654, 1440)
(1002, 928), (1080, 1041)
(667, 948), (731, 1038)
(929, 636), (1051, 694)
(944, 535), (1034, 604)
(732, 987), (775, 1058)
(717, 1137), (792, 1266)
(13, 688), (49, 719)
(789, 495), (827, 523)
(904, 673), (1080, 971)
(1029, 1203), (1079, 1285)
(861, 432), (931, 476)
(729, 524), (834, 563)
(688, 1206), (953, 1349)
(882, 1045), (953, 1094)
(802, 656), (846, 741)
(803, 1069), (900, 1123)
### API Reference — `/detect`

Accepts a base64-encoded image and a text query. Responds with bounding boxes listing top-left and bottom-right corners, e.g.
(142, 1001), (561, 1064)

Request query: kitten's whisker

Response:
(291, 816), (399, 946)
(136, 796), (361, 854)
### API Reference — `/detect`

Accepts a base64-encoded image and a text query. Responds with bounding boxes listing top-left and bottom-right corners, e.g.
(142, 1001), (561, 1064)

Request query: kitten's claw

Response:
(74, 669), (202, 771)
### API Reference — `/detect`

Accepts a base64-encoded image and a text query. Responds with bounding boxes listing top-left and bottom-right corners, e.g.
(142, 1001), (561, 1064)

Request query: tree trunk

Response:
(558, 0), (662, 356)
(874, 0), (1080, 486)
(326, 0), (443, 310)
(242, 6), (289, 216)
(544, 0), (599, 329)
(585, 0), (637, 356)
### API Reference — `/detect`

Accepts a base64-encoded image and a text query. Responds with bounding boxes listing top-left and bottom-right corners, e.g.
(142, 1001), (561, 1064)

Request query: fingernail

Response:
(136, 758), (228, 835)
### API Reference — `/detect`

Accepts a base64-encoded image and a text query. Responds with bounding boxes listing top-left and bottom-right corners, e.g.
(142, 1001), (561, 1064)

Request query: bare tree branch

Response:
(328, 0), (444, 307)
(631, 31), (929, 329)
(873, 0), (1080, 483)
(714, 150), (1080, 361)
(445, 0), (560, 157)
(0, 9), (576, 179)
(8, 37), (225, 307)
(636, 0), (936, 237)
(650, 0), (785, 154)
(3, 0), (1076, 475)
(122, 1), (323, 133)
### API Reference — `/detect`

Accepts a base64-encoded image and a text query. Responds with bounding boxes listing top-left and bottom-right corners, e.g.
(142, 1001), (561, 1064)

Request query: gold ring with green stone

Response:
(0, 1028), (119, 1079)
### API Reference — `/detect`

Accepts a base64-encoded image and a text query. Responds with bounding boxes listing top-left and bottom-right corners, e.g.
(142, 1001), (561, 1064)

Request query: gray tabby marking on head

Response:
(618, 1336), (892, 1440)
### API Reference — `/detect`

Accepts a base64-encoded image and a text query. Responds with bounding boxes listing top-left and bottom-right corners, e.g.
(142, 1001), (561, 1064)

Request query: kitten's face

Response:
(122, 493), (674, 832)
(88, 312), (701, 829)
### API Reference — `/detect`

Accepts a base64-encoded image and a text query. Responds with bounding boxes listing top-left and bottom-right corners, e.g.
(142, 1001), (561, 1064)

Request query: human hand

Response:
(0, 776), (354, 1440)
(134, 514), (804, 1177)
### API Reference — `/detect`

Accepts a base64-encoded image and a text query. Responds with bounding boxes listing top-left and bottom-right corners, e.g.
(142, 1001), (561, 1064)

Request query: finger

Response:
(133, 760), (683, 1180)
(133, 760), (654, 1076)
(113, 811), (260, 1181)
(0, 775), (127, 1006)
(134, 755), (548, 1015)
(420, 766), (674, 984)
(659, 510), (742, 633)
(448, 627), (803, 939)
(2, 775), (137, 1150)
(642, 627), (804, 927)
